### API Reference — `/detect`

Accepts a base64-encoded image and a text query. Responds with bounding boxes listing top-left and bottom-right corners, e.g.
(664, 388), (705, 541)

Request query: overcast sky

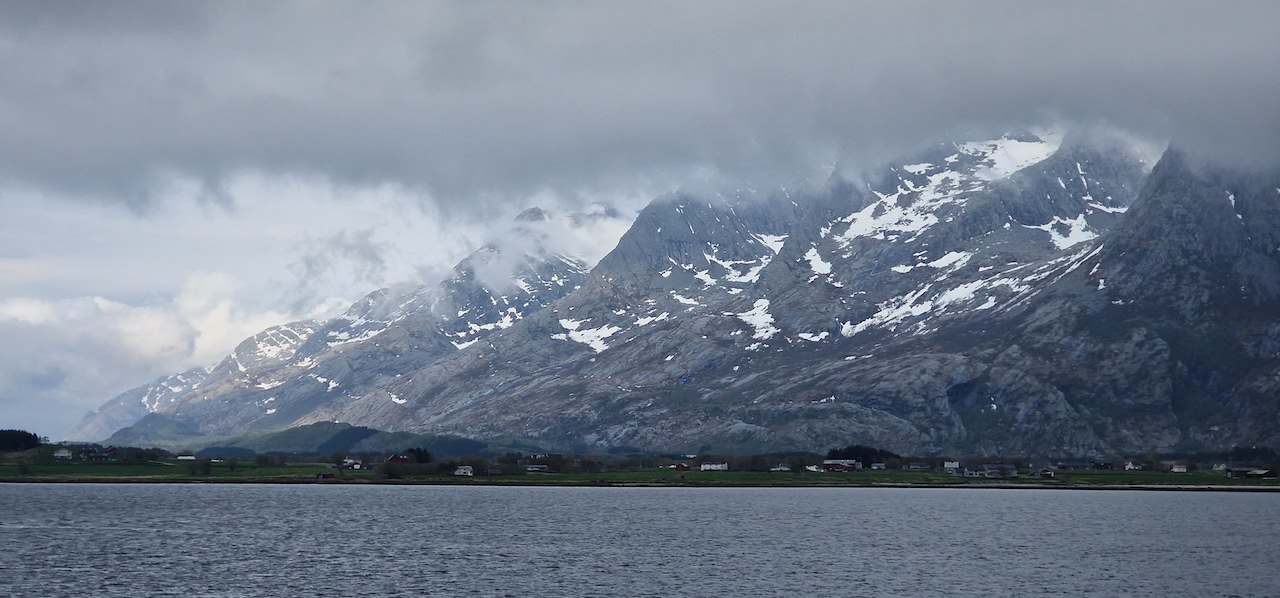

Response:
(3, 1), (1278, 438)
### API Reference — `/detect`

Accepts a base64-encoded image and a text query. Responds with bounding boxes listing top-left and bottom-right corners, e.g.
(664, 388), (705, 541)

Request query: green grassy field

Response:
(3, 460), (1276, 488)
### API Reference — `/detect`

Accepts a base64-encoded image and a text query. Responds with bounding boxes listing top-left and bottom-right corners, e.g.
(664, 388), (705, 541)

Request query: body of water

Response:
(1, 484), (1277, 597)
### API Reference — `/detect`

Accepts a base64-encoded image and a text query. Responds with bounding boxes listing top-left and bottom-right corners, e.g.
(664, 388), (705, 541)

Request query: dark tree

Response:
(577, 457), (602, 475)
(826, 444), (901, 464)
(379, 462), (406, 479)
(435, 460), (459, 474)
(0, 429), (41, 452)
(405, 447), (433, 463)
(418, 436), (487, 458)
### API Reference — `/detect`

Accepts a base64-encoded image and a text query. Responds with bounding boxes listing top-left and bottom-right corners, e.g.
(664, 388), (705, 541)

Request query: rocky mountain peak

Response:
(514, 207), (550, 222)
(1100, 148), (1280, 318)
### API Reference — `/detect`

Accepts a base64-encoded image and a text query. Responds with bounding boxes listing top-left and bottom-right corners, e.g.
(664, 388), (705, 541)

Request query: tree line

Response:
(0, 429), (42, 452)
(826, 444), (902, 464)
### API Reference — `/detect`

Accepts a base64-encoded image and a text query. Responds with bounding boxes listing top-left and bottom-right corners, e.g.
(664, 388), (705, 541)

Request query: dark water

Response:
(2, 484), (1278, 597)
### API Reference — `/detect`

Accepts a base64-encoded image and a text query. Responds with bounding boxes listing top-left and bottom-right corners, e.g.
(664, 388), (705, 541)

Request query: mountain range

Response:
(69, 128), (1280, 459)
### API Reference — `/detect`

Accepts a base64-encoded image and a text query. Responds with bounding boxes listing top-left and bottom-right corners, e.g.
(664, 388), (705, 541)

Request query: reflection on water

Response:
(2, 484), (1278, 597)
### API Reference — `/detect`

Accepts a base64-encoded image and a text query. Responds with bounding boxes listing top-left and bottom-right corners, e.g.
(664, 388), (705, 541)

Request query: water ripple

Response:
(1, 484), (1278, 596)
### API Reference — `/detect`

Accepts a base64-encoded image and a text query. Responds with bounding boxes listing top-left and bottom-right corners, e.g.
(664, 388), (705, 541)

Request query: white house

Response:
(453, 465), (474, 477)
(700, 462), (729, 471)
(53, 448), (73, 460)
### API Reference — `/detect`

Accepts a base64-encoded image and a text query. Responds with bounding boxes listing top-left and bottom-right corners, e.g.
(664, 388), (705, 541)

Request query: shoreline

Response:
(4, 477), (1279, 492)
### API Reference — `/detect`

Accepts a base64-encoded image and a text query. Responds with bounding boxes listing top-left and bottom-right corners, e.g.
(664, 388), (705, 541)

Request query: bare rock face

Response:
(79, 131), (1280, 459)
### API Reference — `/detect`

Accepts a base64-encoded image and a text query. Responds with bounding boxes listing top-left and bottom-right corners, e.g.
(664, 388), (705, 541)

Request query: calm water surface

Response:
(2, 484), (1278, 597)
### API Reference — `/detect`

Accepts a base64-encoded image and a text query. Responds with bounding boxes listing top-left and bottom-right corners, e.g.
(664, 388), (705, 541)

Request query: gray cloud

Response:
(5, 1), (1279, 438)
(1, 1), (1277, 212)
(286, 229), (391, 311)
(0, 317), (183, 438)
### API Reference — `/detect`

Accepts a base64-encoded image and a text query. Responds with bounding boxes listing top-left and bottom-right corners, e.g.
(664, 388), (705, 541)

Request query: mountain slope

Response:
(68, 207), (624, 441)
(316, 130), (1188, 456)
(77, 131), (1280, 459)
(63, 320), (321, 442)
(63, 366), (212, 442)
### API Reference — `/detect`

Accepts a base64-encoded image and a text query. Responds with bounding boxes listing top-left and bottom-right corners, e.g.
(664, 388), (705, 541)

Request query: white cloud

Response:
(0, 298), (58, 324)
(0, 273), (296, 437)
(92, 297), (194, 364)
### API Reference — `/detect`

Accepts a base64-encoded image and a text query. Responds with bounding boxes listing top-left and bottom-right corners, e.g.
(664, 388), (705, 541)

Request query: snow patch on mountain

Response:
(804, 247), (832, 275)
(557, 318), (622, 353)
(837, 194), (941, 244)
(834, 133), (1066, 251)
(959, 131), (1064, 181)
(928, 251), (971, 270)
(755, 234), (788, 254)
(736, 299), (780, 340)
(1027, 214), (1098, 250)
(635, 312), (670, 326)
(705, 252), (772, 284)
(891, 251), (971, 274)
(135, 369), (208, 412)
(671, 293), (700, 306)
(848, 241), (1107, 337)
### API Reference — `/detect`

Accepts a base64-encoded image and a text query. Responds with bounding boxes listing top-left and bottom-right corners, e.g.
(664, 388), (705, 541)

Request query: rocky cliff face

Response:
(76, 131), (1280, 458)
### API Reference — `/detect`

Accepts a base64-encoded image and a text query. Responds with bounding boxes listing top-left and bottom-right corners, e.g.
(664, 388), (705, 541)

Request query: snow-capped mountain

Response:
(78, 130), (1280, 458)
(66, 207), (624, 440)
(302, 129), (1160, 456)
